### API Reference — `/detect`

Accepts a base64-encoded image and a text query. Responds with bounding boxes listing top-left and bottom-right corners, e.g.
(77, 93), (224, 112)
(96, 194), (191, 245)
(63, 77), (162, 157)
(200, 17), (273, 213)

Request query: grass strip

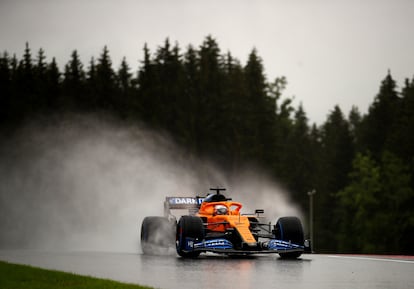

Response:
(0, 260), (154, 289)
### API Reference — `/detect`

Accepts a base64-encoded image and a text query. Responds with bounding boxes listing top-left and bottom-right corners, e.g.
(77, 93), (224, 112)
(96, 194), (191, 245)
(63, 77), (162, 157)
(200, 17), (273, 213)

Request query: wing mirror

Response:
(255, 209), (264, 216)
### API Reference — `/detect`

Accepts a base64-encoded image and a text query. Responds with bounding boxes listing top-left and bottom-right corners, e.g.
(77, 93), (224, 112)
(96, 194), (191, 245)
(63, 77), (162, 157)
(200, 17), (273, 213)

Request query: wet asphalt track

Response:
(1, 250), (413, 289)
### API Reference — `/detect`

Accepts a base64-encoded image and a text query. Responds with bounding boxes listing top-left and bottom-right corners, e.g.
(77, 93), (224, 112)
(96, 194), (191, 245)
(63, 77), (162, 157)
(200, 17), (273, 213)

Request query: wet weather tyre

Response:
(176, 216), (204, 258)
(141, 216), (175, 255)
(275, 217), (304, 259)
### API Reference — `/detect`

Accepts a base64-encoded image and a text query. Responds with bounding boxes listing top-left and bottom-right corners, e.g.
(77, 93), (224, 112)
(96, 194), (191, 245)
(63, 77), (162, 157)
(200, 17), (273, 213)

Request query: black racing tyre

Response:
(274, 216), (304, 259)
(141, 216), (175, 255)
(176, 216), (204, 258)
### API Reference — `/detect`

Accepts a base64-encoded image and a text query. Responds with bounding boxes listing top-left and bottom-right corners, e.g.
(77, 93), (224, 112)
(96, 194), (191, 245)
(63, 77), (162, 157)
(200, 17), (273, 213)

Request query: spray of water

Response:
(0, 115), (302, 253)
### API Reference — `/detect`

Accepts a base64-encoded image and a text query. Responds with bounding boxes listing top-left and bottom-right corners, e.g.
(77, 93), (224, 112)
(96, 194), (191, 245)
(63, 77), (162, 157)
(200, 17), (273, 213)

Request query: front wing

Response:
(180, 238), (304, 255)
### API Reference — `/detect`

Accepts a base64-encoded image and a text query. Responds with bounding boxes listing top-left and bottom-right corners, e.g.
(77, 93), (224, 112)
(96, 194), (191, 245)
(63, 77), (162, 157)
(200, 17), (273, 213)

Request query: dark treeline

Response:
(1, 37), (413, 254)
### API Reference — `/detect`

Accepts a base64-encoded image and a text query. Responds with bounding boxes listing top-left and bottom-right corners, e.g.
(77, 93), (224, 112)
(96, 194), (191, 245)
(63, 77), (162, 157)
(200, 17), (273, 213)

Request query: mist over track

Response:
(0, 115), (301, 252)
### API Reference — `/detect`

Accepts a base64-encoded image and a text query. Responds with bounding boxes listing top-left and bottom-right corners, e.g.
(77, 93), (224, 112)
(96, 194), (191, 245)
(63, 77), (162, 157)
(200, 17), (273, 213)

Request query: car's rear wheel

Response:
(176, 216), (204, 258)
(141, 216), (175, 255)
(274, 216), (304, 259)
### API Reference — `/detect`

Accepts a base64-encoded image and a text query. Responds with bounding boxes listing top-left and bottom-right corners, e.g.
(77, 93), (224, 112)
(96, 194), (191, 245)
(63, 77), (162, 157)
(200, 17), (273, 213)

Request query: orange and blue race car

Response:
(141, 188), (309, 259)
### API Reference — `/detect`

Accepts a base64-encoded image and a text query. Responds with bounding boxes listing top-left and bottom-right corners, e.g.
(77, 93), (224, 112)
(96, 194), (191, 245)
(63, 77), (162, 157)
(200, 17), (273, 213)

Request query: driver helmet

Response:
(214, 205), (228, 215)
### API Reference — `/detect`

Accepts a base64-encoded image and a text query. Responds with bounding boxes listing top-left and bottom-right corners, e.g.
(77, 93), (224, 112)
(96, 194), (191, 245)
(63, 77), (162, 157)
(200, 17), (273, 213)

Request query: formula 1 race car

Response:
(141, 188), (309, 259)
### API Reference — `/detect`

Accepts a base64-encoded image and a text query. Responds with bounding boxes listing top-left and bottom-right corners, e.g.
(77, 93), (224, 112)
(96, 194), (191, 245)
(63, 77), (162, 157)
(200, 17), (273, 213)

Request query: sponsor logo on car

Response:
(267, 239), (303, 250)
(186, 240), (194, 248)
(167, 197), (204, 205)
(203, 239), (233, 249)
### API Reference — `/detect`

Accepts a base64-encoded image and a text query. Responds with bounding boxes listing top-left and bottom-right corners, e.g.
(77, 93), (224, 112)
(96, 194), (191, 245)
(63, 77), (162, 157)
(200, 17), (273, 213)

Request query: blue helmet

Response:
(203, 193), (227, 203)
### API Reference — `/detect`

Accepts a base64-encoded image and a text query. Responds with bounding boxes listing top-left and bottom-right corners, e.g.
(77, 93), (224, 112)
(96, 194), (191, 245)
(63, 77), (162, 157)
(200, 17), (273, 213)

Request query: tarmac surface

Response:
(1, 250), (413, 289)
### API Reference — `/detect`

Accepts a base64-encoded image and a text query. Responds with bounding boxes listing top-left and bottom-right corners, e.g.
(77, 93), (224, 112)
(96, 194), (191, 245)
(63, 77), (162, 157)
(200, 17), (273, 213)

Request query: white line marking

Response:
(327, 255), (414, 264)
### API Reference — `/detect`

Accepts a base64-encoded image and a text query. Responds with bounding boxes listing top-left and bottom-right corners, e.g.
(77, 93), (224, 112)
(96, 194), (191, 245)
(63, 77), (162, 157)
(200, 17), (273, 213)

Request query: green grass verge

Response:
(0, 260), (154, 289)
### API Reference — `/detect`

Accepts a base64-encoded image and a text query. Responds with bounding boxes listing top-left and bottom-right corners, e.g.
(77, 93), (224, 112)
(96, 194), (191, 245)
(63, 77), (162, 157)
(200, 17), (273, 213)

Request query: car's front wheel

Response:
(274, 216), (304, 259)
(176, 216), (204, 258)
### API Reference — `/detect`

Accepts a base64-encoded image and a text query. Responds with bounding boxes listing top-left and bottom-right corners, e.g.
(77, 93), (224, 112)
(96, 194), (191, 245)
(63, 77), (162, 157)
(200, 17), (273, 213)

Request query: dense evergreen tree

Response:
(85, 57), (98, 110)
(180, 45), (201, 156)
(16, 42), (36, 117)
(348, 105), (362, 149)
(116, 57), (134, 118)
(390, 77), (414, 169)
(137, 44), (159, 124)
(44, 57), (61, 111)
(281, 104), (316, 211)
(221, 52), (247, 170)
(154, 39), (186, 135)
(359, 72), (400, 159)
(316, 106), (354, 252)
(268, 76), (295, 176)
(243, 49), (276, 166)
(0, 52), (11, 123)
(196, 36), (225, 158)
(62, 50), (85, 110)
(95, 46), (117, 112)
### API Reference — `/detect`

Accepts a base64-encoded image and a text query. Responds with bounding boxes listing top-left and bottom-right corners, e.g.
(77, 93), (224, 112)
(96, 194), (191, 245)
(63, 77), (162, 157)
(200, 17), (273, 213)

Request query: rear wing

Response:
(164, 197), (205, 217)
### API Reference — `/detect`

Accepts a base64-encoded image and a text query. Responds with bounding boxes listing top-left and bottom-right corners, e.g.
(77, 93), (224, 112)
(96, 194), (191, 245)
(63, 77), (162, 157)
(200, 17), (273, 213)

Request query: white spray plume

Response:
(0, 115), (302, 253)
